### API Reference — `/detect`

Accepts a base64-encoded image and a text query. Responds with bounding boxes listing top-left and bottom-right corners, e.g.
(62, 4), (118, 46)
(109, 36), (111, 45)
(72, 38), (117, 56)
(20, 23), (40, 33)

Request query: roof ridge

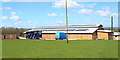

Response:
(34, 24), (102, 28)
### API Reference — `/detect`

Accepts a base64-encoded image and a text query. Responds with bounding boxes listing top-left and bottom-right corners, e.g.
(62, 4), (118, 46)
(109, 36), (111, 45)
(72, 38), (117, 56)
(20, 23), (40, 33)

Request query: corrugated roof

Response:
(42, 28), (97, 33)
(24, 24), (102, 34)
(114, 32), (120, 35)
(24, 28), (98, 34)
(33, 24), (102, 29)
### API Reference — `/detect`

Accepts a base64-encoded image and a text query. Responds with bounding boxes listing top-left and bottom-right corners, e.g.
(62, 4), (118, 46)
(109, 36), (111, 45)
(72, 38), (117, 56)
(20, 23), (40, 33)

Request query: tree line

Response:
(0, 27), (31, 36)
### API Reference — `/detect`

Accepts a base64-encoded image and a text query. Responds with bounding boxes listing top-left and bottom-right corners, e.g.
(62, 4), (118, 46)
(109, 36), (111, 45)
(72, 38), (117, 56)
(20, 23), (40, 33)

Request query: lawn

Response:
(2, 39), (118, 58)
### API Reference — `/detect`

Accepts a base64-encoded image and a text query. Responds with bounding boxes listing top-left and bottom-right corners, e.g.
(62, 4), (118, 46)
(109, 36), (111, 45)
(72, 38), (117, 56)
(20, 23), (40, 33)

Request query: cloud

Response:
(44, 22), (48, 24)
(96, 6), (111, 16)
(1, 16), (8, 20)
(60, 14), (64, 16)
(95, 6), (118, 17)
(102, 6), (110, 10)
(111, 13), (118, 17)
(59, 20), (63, 24)
(85, 20), (92, 23)
(48, 13), (57, 16)
(11, 12), (16, 15)
(96, 10), (110, 16)
(18, 11), (23, 14)
(87, 3), (96, 8)
(27, 20), (32, 26)
(78, 9), (93, 14)
(74, 5), (116, 18)
(5, 7), (11, 10)
(28, 20), (32, 23)
(15, 23), (18, 25)
(72, 9), (77, 12)
(0, 7), (3, 10)
(104, 18), (108, 20)
(18, 21), (22, 24)
(10, 16), (19, 21)
(115, 6), (118, 8)
(52, 0), (84, 8)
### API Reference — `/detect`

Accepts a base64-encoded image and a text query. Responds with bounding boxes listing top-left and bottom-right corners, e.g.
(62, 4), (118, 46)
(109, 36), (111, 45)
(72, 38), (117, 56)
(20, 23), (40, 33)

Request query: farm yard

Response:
(2, 39), (118, 58)
(1, 2), (120, 60)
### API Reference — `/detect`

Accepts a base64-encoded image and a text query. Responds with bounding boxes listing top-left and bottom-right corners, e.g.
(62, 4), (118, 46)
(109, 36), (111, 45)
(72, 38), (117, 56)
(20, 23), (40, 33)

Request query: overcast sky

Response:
(1, 1), (119, 28)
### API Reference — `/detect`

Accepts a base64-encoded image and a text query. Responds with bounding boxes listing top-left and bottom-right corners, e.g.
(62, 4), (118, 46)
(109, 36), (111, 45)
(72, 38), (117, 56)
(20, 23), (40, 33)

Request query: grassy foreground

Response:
(2, 39), (118, 58)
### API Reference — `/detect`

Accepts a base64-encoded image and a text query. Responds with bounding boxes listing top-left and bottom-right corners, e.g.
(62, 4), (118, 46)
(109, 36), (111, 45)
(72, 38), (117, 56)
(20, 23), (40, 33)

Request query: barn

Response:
(24, 24), (113, 40)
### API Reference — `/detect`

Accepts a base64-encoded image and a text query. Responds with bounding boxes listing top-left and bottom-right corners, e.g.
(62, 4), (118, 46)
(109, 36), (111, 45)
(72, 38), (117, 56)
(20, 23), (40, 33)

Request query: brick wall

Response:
(12, 34), (17, 39)
(6, 34), (10, 39)
(2, 35), (4, 39)
(1, 34), (17, 39)
(0, 35), (2, 39)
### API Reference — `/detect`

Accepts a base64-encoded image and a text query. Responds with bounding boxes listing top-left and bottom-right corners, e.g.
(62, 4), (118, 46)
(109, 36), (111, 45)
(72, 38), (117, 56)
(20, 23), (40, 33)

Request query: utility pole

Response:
(65, 0), (68, 44)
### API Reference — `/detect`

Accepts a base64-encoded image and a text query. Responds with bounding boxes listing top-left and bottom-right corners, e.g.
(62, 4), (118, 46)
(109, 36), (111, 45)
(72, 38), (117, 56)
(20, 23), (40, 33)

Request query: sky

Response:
(1, 0), (120, 2)
(1, 1), (119, 28)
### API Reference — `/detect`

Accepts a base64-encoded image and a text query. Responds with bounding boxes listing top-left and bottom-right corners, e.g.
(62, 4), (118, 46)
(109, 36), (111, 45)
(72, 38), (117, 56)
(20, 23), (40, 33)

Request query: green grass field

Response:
(2, 39), (118, 58)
